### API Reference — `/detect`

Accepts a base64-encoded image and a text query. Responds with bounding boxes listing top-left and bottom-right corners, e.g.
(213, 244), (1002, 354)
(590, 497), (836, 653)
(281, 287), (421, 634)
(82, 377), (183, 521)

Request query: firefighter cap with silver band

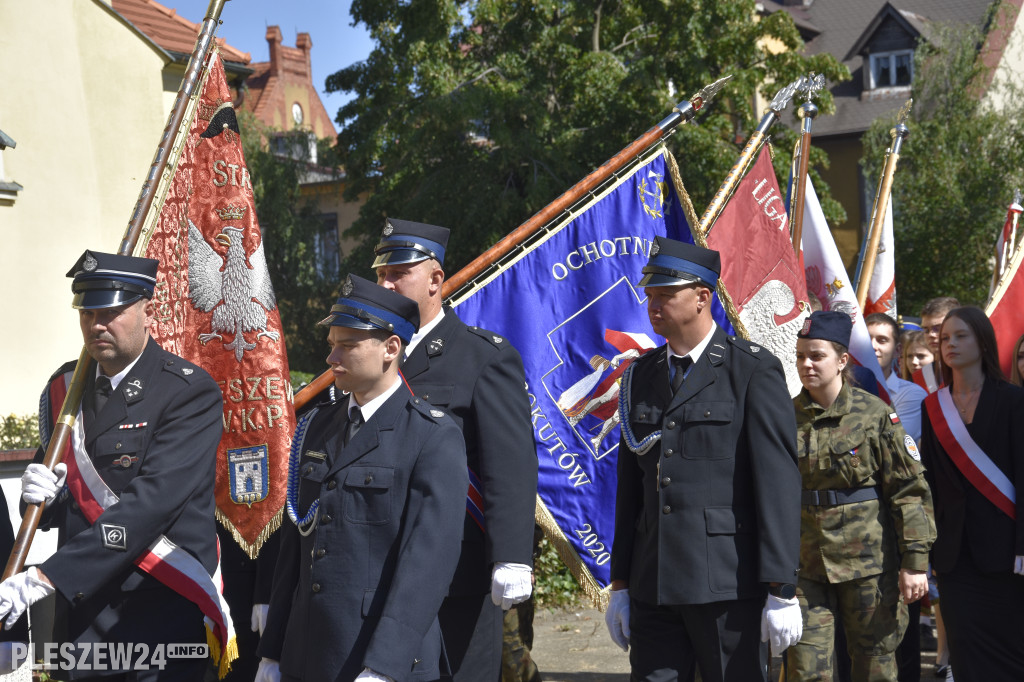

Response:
(371, 218), (450, 268)
(319, 274), (420, 344)
(67, 250), (159, 310)
(637, 236), (721, 289)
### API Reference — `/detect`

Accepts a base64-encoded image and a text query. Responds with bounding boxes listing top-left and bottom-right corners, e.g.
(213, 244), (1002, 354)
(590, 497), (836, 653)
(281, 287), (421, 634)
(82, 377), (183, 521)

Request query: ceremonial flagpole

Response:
(789, 74), (825, 253)
(294, 75), (734, 409)
(855, 99), (911, 311)
(5, 0), (231, 580)
(698, 75), (805, 237)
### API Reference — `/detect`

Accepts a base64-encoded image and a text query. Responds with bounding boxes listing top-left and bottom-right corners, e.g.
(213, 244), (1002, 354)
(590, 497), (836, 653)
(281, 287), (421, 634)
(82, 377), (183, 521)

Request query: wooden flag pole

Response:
(294, 75), (734, 410)
(789, 74), (825, 253)
(855, 99), (911, 311)
(5, 0), (231, 580)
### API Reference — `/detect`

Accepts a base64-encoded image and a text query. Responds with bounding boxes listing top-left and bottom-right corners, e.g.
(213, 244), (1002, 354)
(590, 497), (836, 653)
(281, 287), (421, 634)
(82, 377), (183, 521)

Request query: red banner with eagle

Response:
(135, 52), (294, 558)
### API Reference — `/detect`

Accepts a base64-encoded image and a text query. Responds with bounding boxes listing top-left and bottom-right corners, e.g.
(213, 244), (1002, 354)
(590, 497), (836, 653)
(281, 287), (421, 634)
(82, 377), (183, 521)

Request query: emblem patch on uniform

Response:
(118, 422), (148, 430)
(427, 338), (444, 356)
(341, 275), (354, 296)
(182, 368), (193, 376)
(122, 378), (143, 402)
(904, 435), (921, 461)
(101, 524), (127, 551)
(493, 335), (503, 344)
(116, 455), (138, 469)
(430, 409), (444, 418)
(383, 220), (394, 236)
(305, 450), (326, 461)
(650, 241), (660, 256)
(750, 345), (760, 353)
(801, 318), (813, 335)
(889, 412), (901, 425)
(228, 445), (270, 506)
(83, 254), (98, 272)
(849, 449), (861, 467)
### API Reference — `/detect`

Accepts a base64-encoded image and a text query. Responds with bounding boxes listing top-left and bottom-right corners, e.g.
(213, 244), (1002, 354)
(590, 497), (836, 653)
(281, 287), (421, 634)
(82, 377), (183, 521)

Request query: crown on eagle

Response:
(215, 205), (246, 221)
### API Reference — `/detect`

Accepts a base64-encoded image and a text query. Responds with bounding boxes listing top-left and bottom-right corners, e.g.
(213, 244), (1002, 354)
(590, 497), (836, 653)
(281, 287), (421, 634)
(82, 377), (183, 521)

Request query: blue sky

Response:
(172, 0), (374, 128)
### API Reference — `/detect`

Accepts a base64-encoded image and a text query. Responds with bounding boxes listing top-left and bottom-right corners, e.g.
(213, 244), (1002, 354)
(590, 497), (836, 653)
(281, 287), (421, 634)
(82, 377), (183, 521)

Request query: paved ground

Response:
(530, 605), (945, 681)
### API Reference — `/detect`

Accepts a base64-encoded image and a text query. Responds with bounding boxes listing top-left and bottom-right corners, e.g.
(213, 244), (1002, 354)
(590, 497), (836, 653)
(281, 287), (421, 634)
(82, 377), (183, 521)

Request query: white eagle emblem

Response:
(188, 220), (280, 361)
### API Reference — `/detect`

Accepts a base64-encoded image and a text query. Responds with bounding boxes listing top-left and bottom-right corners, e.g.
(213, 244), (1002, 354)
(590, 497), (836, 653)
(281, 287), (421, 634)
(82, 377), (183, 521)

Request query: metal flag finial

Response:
(769, 76), (806, 114)
(686, 75), (733, 113)
(1014, 187), (1022, 206)
(797, 73), (826, 104)
(896, 99), (914, 126)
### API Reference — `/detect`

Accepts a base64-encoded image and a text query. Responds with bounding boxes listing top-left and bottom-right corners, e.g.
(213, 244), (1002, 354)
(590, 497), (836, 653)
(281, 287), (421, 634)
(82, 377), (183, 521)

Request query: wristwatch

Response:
(769, 583), (796, 599)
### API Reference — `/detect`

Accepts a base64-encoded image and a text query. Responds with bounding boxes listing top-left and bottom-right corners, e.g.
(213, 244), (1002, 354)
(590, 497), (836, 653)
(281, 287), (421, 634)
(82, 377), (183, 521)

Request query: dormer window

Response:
(869, 50), (913, 89)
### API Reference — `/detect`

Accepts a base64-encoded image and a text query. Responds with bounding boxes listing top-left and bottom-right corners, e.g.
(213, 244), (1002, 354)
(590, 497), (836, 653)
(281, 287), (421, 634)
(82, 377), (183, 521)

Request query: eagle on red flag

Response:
(700, 146), (810, 395)
(136, 52), (295, 558)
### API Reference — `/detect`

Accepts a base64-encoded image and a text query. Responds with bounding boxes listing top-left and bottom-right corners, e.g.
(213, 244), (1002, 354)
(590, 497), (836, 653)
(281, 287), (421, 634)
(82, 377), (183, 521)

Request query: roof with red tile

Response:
(111, 0), (250, 65)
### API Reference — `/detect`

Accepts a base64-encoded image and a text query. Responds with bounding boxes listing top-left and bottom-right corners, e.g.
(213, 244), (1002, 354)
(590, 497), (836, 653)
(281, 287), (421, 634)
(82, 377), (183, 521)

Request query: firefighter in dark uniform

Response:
(256, 275), (468, 682)
(372, 219), (538, 681)
(606, 237), (804, 682)
(1, 251), (224, 680)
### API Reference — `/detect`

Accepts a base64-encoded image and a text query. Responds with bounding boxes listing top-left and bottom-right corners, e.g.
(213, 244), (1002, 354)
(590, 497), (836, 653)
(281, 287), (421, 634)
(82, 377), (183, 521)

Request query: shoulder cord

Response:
(617, 364), (662, 456)
(286, 407), (321, 536)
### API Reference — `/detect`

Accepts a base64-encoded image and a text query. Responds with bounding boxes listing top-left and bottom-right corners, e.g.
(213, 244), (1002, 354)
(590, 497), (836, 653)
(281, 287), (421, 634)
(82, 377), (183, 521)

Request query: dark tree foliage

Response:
(239, 111), (338, 374)
(861, 9), (1024, 314)
(326, 0), (849, 280)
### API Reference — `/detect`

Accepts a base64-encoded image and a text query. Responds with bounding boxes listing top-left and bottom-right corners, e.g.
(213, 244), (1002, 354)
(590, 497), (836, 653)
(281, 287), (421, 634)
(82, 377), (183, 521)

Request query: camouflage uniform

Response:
(787, 383), (935, 682)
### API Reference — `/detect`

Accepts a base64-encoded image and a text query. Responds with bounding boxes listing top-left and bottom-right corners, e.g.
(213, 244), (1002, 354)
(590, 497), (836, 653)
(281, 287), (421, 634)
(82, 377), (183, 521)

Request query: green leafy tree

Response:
(327, 0), (848, 278)
(861, 9), (1024, 313)
(239, 112), (340, 375)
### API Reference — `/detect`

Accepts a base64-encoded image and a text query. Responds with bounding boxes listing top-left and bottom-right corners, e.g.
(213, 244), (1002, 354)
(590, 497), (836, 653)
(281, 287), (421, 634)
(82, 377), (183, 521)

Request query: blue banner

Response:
(453, 147), (732, 590)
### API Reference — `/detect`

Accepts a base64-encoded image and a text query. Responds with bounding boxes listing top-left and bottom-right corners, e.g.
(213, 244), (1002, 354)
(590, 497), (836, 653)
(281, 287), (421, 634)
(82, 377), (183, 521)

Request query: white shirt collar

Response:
(347, 376), (404, 424)
(667, 322), (717, 366)
(406, 308), (445, 356)
(96, 349), (145, 391)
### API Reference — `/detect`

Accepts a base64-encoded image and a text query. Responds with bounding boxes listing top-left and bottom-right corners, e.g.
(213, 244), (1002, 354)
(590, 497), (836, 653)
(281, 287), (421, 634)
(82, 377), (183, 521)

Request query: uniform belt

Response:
(801, 486), (879, 507)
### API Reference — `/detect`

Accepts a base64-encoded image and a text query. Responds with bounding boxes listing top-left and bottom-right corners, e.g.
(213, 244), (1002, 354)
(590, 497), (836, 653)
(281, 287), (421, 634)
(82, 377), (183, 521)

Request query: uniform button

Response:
(311, 583), (321, 593)
(304, 465), (313, 476)
(665, 420), (676, 429)
(661, 477), (671, 487)
(115, 442), (122, 450)
(704, 410), (711, 417)
(316, 548), (326, 558)
(327, 480), (337, 490)
(364, 474), (373, 485)
(321, 514), (332, 524)
(737, 522), (744, 530)
(75, 592), (85, 600)
(663, 449), (674, 457)
(662, 505), (671, 514)
(71, 501), (80, 512)
(423, 394), (430, 400)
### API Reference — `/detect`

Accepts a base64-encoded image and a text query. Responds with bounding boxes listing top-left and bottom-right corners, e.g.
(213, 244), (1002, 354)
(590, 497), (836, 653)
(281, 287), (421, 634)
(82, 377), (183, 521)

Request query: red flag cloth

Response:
(987, 240), (1024, 378)
(140, 53), (295, 557)
(704, 146), (809, 396)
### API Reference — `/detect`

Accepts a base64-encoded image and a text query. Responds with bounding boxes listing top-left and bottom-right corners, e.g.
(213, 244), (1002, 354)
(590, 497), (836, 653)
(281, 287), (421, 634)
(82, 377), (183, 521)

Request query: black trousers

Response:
(627, 597), (767, 682)
(439, 593), (502, 681)
(938, 552), (1024, 682)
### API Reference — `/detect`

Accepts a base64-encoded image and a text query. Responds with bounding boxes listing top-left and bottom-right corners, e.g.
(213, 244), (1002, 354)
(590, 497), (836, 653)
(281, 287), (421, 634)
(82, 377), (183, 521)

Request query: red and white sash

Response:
(47, 372), (237, 676)
(925, 387), (1016, 520)
(912, 363), (940, 394)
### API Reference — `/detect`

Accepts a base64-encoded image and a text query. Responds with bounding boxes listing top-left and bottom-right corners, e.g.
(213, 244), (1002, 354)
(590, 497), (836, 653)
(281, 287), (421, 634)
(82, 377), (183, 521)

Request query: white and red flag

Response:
(987, 232), (1024, 378)
(863, 198), (896, 318)
(702, 146), (809, 396)
(799, 178), (891, 401)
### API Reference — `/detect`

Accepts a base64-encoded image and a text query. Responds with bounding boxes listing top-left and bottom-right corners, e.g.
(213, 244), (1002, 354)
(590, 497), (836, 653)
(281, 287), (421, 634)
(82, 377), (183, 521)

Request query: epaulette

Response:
(727, 335), (764, 358)
(466, 325), (508, 349)
(410, 396), (449, 422)
(160, 356), (204, 383)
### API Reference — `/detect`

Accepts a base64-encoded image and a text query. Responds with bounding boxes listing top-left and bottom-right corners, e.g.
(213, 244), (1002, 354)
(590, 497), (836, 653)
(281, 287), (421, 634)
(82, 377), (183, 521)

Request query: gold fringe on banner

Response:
(216, 508), (283, 560)
(666, 150), (751, 340)
(534, 497), (609, 611)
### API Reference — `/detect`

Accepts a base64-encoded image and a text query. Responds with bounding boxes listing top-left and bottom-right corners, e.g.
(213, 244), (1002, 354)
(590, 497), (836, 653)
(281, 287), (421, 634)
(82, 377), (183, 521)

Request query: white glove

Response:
(22, 463), (67, 506)
(760, 594), (803, 657)
(490, 562), (533, 610)
(355, 669), (393, 681)
(254, 658), (280, 682)
(604, 588), (630, 652)
(1014, 556), (1024, 575)
(251, 603), (269, 635)
(0, 567), (55, 629)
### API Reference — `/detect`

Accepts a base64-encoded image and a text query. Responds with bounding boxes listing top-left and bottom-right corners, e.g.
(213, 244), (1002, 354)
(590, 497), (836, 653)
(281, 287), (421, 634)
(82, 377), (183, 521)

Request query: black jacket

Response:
(611, 326), (801, 605)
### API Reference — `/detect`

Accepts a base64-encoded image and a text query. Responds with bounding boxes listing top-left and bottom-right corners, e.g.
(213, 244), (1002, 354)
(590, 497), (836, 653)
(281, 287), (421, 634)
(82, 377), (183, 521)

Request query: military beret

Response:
(798, 310), (852, 348)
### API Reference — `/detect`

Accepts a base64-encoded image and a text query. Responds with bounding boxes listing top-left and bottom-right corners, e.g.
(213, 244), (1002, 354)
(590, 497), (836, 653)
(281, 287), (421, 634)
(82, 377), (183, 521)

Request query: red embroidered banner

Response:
(139, 53), (294, 557)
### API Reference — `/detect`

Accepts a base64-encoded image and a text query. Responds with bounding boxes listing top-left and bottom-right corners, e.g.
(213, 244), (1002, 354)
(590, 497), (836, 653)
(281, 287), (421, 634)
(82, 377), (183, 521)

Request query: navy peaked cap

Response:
(372, 218), (450, 268)
(638, 237), (720, 288)
(798, 310), (853, 348)
(67, 250), (159, 310)
(320, 274), (420, 344)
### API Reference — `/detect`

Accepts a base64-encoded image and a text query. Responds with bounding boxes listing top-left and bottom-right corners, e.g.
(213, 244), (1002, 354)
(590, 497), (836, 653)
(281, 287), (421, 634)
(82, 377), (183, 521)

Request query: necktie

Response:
(671, 356), (693, 393)
(95, 375), (113, 414)
(345, 409), (364, 446)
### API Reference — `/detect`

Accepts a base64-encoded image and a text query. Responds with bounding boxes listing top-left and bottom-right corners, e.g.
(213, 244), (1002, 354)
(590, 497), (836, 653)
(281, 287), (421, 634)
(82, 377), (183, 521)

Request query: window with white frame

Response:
(869, 50), (913, 89)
